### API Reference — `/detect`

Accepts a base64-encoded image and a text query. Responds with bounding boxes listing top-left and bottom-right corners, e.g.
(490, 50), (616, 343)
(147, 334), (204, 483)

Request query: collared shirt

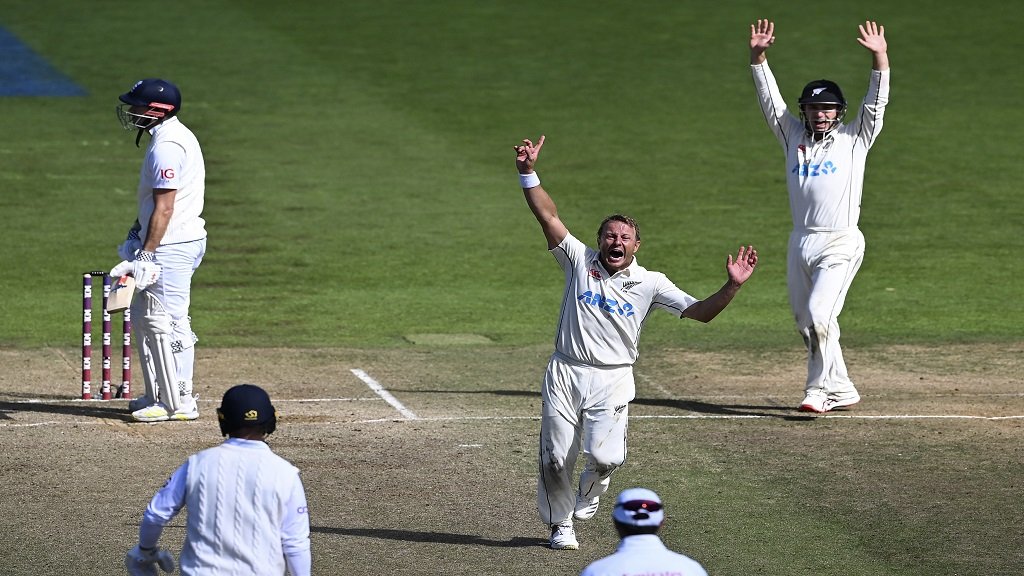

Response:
(581, 534), (709, 576)
(140, 438), (311, 576)
(751, 61), (890, 231)
(551, 233), (697, 367)
(137, 116), (207, 244)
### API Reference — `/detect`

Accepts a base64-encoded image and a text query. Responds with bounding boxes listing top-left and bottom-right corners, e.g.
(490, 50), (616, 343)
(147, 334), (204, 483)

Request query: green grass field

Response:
(1, 1), (1022, 574)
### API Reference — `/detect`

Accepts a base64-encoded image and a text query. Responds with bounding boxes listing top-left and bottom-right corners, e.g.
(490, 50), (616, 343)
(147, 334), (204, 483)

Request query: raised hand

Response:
(514, 135), (546, 174)
(750, 19), (775, 55)
(726, 245), (758, 286)
(857, 20), (886, 54)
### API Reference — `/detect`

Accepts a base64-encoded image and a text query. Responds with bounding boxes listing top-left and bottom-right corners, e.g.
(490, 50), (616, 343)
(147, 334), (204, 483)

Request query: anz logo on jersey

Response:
(578, 291), (635, 317)
(792, 160), (838, 177)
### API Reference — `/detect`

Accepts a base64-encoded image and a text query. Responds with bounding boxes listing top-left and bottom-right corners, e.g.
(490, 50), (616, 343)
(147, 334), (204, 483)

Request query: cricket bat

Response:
(106, 275), (136, 313)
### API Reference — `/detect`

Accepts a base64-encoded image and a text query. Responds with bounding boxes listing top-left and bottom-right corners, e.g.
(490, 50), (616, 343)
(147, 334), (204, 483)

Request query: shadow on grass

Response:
(633, 397), (817, 421)
(311, 526), (548, 548)
(0, 400), (134, 422)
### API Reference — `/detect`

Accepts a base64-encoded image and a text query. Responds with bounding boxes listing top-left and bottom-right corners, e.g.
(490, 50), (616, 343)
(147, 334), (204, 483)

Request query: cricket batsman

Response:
(110, 78), (207, 422)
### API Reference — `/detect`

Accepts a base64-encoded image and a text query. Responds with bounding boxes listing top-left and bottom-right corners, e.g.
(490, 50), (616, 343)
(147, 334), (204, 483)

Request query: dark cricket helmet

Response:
(217, 384), (278, 437)
(117, 78), (181, 131)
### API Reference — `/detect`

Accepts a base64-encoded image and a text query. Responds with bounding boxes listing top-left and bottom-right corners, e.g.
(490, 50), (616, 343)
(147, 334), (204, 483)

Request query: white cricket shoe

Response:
(798, 394), (827, 413)
(573, 493), (600, 520)
(170, 396), (200, 421)
(549, 523), (579, 550)
(825, 390), (861, 411)
(132, 403), (170, 422)
(128, 395), (157, 413)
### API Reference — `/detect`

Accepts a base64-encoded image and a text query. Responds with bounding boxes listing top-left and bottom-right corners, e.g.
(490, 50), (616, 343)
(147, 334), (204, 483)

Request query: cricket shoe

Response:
(549, 522), (579, 550)
(128, 395), (156, 413)
(573, 493), (600, 521)
(825, 390), (861, 411)
(798, 394), (827, 413)
(132, 403), (170, 422)
(170, 395), (200, 421)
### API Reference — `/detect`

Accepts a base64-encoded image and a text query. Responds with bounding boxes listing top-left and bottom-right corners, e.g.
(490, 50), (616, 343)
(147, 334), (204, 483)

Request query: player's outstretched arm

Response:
(515, 135), (568, 249)
(857, 20), (889, 71)
(682, 245), (758, 323)
(750, 19), (775, 65)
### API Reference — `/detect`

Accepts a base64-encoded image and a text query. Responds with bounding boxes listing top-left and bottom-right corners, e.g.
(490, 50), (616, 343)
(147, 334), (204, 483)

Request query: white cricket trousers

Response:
(787, 228), (864, 397)
(145, 239), (206, 385)
(538, 353), (634, 527)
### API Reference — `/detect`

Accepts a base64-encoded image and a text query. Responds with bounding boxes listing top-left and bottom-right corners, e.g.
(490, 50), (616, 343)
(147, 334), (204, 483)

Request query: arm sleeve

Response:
(138, 461), (189, 548)
(750, 61), (797, 149)
(282, 473), (312, 576)
(851, 69), (890, 147)
(148, 141), (187, 190)
(651, 274), (698, 318)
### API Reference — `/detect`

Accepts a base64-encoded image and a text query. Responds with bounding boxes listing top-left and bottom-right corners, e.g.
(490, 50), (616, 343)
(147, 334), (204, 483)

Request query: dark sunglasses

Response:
(617, 499), (663, 513)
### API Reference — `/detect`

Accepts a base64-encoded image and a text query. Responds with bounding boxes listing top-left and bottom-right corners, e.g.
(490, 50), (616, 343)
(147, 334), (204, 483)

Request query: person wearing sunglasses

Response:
(580, 487), (708, 576)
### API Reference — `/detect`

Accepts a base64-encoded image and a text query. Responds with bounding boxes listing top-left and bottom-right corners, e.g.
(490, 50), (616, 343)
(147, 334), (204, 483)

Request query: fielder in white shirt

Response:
(110, 78), (208, 423)
(514, 136), (759, 550)
(126, 384), (312, 576)
(749, 20), (890, 413)
(581, 487), (708, 576)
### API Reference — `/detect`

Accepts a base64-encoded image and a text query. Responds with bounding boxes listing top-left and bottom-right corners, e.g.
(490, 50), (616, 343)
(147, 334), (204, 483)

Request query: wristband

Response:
(137, 250), (157, 262)
(519, 172), (540, 189)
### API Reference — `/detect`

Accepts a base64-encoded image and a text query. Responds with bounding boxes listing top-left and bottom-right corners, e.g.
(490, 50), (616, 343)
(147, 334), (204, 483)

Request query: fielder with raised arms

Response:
(110, 78), (207, 422)
(515, 136), (758, 550)
(749, 20), (890, 413)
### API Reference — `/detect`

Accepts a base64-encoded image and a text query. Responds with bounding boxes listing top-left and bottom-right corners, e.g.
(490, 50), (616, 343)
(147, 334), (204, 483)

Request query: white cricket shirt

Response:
(580, 534), (709, 576)
(137, 116), (207, 245)
(140, 438), (311, 576)
(751, 61), (889, 231)
(551, 233), (698, 367)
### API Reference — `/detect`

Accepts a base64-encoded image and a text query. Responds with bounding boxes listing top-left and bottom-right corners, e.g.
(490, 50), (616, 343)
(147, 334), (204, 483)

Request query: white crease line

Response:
(6, 397), (378, 404)
(4, 413), (1022, 429)
(344, 414), (1024, 424)
(350, 369), (418, 420)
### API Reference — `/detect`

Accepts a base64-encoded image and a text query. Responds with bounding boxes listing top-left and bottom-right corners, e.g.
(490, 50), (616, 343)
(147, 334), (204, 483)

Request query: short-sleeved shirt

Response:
(551, 233), (698, 367)
(581, 534), (709, 576)
(137, 116), (207, 244)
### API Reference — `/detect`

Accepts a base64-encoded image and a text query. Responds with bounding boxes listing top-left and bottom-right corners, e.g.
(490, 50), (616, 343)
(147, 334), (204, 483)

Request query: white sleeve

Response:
(849, 68), (889, 148)
(651, 274), (698, 318)
(138, 461), (189, 548)
(751, 61), (804, 149)
(282, 473), (312, 576)
(147, 140), (187, 190)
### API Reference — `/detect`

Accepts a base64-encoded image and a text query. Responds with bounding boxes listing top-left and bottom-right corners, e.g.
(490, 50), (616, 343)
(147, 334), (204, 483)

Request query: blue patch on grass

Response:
(0, 26), (87, 96)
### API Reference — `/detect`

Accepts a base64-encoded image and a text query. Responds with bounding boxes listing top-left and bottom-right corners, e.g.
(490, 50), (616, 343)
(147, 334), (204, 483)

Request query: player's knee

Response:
(590, 451), (625, 472)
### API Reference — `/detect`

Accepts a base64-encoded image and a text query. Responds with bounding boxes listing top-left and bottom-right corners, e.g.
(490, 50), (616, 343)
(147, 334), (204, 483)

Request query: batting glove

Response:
(125, 544), (175, 576)
(111, 251), (161, 291)
(117, 226), (144, 261)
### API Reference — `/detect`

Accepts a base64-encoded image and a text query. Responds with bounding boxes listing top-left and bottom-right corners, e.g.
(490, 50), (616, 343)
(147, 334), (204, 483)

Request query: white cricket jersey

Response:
(751, 61), (889, 231)
(580, 534), (709, 576)
(141, 438), (311, 576)
(137, 116), (207, 245)
(551, 233), (698, 367)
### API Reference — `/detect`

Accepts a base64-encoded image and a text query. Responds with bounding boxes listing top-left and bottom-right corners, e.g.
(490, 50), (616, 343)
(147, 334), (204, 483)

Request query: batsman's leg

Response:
(151, 239), (205, 419)
(130, 291), (180, 422)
